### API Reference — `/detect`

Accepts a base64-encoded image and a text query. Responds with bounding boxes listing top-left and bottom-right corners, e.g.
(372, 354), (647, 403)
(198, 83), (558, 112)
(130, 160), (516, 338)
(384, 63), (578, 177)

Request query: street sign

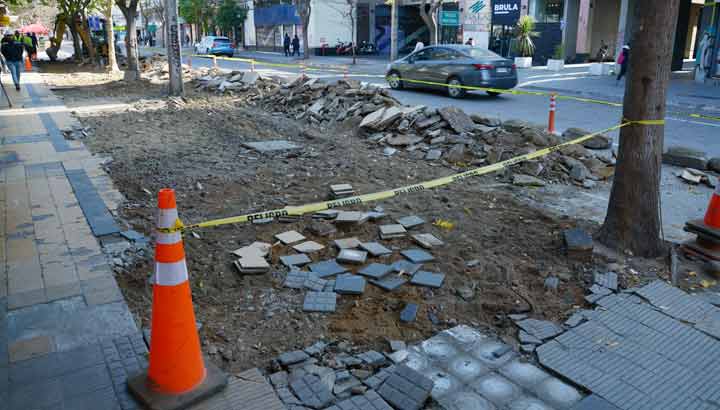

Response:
(492, 0), (521, 26)
(0, 15), (10, 26)
(440, 11), (460, 26)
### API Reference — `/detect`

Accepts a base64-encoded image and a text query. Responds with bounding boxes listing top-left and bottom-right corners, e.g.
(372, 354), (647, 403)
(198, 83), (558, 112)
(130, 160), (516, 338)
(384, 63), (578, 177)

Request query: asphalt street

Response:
(184, 53), (720, 157)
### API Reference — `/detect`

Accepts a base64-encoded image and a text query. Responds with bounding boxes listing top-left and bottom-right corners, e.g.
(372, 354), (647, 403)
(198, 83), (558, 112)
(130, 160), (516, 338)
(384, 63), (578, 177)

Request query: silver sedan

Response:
(386, 45), (518, 98)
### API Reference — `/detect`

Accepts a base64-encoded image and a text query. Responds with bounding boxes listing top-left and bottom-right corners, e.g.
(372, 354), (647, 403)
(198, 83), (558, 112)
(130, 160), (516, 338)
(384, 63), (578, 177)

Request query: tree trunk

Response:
(597, 0), (681, 257)
(123, 7), (140, 81)
(165, 0), (184, 96)
(69, 23), (82, 61)
(79, 12), (96, 63)
(105, 0), (119, 72)
(390, 0), (398, 60)
(419, 1), (439, 45)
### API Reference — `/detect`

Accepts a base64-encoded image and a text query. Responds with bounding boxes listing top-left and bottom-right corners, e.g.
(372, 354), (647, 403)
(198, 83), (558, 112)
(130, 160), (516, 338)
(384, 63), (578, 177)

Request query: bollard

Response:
(212, 55), (218, 69)
(547, 93), (557, 134)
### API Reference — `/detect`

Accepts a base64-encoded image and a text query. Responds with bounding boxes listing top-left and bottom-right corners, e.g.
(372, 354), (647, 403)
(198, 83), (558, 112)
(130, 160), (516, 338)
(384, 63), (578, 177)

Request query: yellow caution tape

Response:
(162, 121), (644, 233)
(187, 54), (716, 122)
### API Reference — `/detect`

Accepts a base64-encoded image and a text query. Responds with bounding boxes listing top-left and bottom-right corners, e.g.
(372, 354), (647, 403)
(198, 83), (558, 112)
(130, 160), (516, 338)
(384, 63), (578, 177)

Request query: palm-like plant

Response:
(515, 15), (539, 57)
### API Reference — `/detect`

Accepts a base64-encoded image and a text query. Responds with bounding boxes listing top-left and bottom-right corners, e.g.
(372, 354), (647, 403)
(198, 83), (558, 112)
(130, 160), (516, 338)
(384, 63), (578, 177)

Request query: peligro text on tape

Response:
(163, 120), (664, 234)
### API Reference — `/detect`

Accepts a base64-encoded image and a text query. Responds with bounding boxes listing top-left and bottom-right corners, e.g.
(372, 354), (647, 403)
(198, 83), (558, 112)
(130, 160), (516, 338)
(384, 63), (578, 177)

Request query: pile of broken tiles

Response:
(267, 325), (584, 410)
(270, 213), (447, 314)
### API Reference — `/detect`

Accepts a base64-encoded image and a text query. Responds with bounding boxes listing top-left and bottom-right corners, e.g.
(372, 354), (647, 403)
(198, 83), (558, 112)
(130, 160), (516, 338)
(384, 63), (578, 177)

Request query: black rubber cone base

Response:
(128, 358), (228, 410)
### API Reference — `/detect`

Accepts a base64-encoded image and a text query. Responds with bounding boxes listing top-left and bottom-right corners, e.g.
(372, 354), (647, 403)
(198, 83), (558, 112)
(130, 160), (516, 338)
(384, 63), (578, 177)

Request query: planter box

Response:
(589, 62), (613, 76)
(514, 57), (532, 68)
(547, 59), (564, 71)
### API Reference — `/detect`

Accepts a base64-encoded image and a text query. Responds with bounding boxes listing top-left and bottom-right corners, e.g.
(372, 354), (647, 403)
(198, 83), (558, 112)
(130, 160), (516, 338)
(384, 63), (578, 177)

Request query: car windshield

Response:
(462, 48), (502, 59)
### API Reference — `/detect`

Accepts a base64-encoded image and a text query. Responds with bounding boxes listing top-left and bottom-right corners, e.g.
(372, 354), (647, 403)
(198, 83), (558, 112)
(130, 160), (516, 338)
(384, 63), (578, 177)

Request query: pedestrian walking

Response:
(2, 30), (26, 90)
(292, 34), (300, 57)
(29, 32), (38, 60)
(616, 45), (629, 84)
(283, 33), (291, 57)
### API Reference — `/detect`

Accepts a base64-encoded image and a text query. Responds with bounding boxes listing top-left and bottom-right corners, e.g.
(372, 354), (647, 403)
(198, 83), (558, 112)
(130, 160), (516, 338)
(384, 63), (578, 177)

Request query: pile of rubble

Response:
(193, 69), (616, 187)
(263, 325), (585, 410)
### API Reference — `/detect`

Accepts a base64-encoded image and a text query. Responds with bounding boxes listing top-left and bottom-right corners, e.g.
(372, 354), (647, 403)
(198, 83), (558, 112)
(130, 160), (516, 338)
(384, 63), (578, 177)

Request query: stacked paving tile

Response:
(268, 325), (585, 410)
(269, 214), (447, 314)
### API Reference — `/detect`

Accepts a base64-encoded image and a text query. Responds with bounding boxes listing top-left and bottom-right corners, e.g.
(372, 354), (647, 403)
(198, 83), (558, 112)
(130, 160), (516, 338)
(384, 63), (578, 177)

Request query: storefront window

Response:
(529, 0), (564, 23)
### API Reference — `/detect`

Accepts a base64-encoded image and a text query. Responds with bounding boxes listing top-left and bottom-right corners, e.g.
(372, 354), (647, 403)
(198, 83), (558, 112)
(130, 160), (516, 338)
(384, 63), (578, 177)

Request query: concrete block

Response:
(303, 292), (337, 313)
(379, 224), (406, 239)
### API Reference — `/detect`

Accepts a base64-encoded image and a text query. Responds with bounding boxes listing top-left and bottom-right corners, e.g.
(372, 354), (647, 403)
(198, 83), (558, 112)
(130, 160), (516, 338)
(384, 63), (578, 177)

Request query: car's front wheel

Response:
(447, 77), (466, 98)
(387, 71), (403, 90)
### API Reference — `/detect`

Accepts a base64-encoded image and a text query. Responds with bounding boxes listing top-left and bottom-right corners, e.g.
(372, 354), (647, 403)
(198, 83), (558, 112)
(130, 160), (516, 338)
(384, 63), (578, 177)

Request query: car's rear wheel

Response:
(387, 71), (403, 90)
(486, 91), (501, 97)
(447, 77), (466, 98)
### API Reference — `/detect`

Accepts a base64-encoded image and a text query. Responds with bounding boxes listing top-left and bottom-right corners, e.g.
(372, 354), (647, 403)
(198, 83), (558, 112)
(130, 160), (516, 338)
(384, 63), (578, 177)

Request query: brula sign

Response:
(491, 0), (521, 25)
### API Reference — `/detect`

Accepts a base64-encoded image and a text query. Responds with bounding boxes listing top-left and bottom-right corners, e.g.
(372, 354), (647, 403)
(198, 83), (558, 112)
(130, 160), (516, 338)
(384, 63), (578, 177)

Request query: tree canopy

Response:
(214, 0), (246, 34)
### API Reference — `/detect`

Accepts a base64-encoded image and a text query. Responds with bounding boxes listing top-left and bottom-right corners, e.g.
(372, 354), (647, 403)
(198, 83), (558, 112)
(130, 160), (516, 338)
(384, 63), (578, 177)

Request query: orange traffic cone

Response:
(128, 188), (226, 410)
(705, 185), (720, 229)
(24, 56), (32, 71)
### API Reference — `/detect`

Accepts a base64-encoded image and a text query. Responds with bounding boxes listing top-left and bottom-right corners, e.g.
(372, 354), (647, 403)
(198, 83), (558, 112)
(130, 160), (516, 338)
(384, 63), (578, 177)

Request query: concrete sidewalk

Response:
(0, 68), (286, 410)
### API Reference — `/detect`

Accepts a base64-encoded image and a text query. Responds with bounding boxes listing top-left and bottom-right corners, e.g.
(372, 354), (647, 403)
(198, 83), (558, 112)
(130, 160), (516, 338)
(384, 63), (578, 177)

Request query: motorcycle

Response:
(358, 41), (376, 55)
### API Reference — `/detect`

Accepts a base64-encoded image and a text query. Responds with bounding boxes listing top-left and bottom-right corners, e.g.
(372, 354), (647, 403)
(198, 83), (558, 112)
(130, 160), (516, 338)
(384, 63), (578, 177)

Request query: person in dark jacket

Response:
(30, 32), (38, 60)
(1, 30), (25, 90)
(291, 35), (300, 57)
(616, 45), (629, 83)
(283, 33), (291, 57)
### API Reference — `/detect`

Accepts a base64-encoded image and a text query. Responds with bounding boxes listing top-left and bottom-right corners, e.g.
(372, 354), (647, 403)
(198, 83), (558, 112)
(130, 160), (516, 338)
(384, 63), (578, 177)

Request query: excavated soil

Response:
(44, 66), (666, 374)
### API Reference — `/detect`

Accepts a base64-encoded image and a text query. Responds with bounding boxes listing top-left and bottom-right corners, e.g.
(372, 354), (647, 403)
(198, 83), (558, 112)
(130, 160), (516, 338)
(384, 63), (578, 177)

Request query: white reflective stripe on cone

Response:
(157, 208), (179, 229)
(157, 231), (182, 245)
(154, 260), (189, 286)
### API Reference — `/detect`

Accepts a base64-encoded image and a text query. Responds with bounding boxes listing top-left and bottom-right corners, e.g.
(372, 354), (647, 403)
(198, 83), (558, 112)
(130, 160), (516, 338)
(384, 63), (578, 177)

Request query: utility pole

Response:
(165, 0), (184, 96)
(597, 0), (681, 257)
(390, 0), (398, 60)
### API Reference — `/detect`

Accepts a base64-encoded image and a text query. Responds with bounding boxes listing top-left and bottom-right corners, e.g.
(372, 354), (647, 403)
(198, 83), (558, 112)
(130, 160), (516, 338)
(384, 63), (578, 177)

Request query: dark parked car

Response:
(386, 45), (518, 98)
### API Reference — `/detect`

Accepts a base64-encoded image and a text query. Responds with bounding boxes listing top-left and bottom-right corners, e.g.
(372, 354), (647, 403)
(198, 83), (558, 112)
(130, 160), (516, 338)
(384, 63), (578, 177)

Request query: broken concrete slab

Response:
(392, 260), (422, 274)
(397, 215), (425, 229)
(515, 319), (563, 341)
(333, 237), (362, 249)
(513, 174), (546, 187)
(232, 241), (272, 258)
(439, 106), (475, 134)
(663, 146), (708, 170)
(334, 211), (368, 224)
(356, 350), (387, 366)
(377, 365), (433, 410)
(243, 140), (302, 153)
(593, 272), (618, 291)
(425, 149), (442, 161)
(289, 374), (334, 408)
(279, 350), (311, 366)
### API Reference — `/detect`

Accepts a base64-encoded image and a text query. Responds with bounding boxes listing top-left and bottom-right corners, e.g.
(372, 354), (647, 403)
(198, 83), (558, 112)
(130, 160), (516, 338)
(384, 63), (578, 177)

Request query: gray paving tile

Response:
(400, 249), (434, 264)
(377, 365), (433, 410)
(303, 275), (328, 292)
(9, 378), (63, 410)
(278, 350), (311, 366)
(410, 271), (445, 288)
(396, 215), (425, 229)
(337, 249), (368, 264)
(64, 385), (121, 410)
(360, 242), (393, 256)
(594, 272), (618, 291)
(334, 274), (366, 295)
(289, 374), (334, 408)
(370, 275), (407, 292)
(284, 270), (310, 289)
(60, 363), (113, 398)
(392, 260), (422, 274)
(364, 366), (396, 390)
(515, 318), (564, 341)
(327, 390), (394, 410)
(7, 289), (47, 310)
(358, 263), (393, 279)
(280, 253), (312, 268)
(400, 303), (418, 323)
(303, 292), (337, 313)
(308, 259), (347, 278)
(356, 350), (386, 366)
(64, 168), (120, 236)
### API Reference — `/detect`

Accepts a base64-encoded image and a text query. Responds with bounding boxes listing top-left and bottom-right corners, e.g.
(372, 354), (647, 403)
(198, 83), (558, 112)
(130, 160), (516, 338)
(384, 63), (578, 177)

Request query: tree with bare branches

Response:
(116, 0), (140, 80)
(419, 0), (443, 45)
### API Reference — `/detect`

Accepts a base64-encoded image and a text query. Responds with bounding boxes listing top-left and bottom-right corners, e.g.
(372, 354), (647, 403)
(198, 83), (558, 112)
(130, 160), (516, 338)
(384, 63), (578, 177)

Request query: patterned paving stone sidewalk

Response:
(1, 71), (286, 410)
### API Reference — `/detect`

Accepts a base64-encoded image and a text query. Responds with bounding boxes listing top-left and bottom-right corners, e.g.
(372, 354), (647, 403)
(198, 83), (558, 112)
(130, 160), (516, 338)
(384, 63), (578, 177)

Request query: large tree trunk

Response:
(78, 12), (97, 63)
(419, 0), (440, 45)
(597, 0), (681, 257)
(118, 1), (141, 80)
(105, 0), (119, 72)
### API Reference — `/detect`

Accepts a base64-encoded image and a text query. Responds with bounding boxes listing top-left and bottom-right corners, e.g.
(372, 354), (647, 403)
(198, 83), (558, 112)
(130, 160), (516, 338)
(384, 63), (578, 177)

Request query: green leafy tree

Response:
(179, 0), (209, 40)
(214, 0), (246, 35)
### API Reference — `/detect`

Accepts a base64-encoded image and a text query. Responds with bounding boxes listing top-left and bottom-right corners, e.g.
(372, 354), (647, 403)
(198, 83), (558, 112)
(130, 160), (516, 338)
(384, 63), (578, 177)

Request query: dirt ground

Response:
(43, 65), (671, 374)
